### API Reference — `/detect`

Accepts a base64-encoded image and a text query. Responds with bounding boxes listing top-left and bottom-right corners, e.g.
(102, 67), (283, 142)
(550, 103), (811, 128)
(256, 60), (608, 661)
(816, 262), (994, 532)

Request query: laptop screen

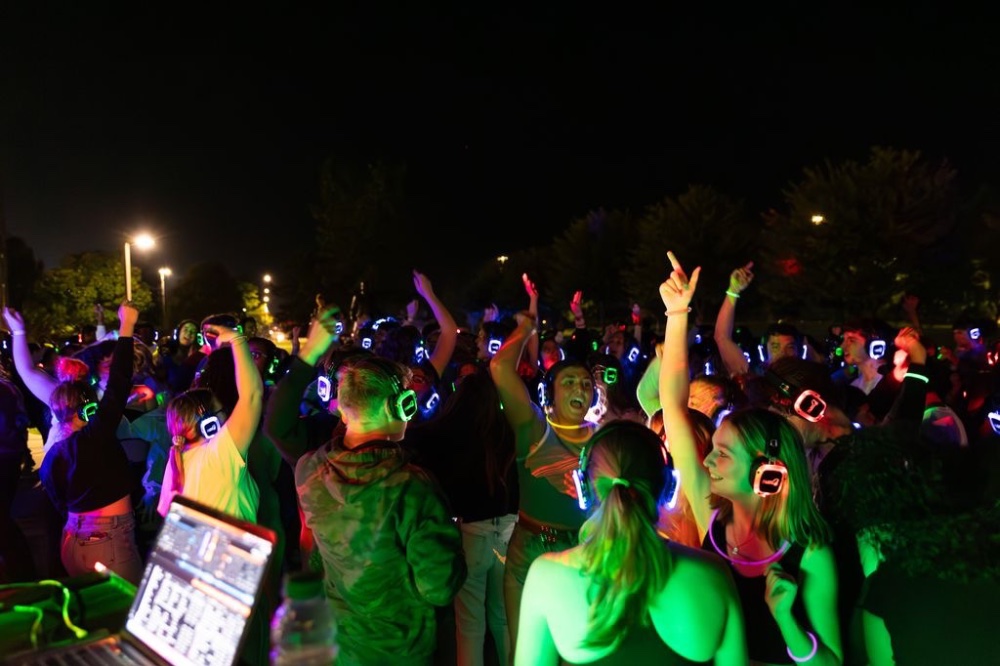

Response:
(124, 498), (275, 666)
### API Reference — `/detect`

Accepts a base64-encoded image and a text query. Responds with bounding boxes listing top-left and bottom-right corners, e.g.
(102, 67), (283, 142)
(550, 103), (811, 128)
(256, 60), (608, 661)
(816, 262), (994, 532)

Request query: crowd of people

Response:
(1, 259), (998, 665)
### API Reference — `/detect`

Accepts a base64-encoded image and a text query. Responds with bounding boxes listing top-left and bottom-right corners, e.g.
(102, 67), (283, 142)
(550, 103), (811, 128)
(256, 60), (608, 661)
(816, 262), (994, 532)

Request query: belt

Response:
(517, 512), (579, 545)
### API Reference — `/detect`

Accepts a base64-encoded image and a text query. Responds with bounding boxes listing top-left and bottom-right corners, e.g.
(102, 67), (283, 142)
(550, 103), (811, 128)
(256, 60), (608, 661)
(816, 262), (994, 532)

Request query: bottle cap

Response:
(283, 570), (325, 600)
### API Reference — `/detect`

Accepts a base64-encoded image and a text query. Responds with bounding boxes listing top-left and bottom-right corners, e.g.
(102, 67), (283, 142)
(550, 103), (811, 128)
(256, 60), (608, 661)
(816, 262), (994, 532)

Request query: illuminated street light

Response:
(261, 273), (273, 323)
(811, 214), (825, 225)
(496, 255), (509, 273)
(124, 232), (156, 301)
(158, 267), (172, 327)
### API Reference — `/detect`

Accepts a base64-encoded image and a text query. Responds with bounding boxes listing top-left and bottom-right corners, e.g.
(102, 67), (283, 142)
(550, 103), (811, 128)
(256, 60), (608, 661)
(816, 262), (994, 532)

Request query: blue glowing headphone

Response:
(572, 421), (678, 512)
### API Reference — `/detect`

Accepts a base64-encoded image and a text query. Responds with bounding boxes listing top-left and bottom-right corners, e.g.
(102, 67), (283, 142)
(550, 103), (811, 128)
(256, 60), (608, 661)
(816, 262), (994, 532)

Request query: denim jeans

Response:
(503, 519), (578, 659)
(455, 514), (517, 666)
(61, 512), (143, 585)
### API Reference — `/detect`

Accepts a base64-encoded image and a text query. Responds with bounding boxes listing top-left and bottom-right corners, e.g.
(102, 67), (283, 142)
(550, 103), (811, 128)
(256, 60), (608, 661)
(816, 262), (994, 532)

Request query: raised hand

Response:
(522, 273), (538, 300)
(2, 307), (26, 334)
(659, 251), (701, 312)
(301, 304), (344, 364)
(118, 300), (140, 329)
(570, 290), (584, 318)
(413, 269), (434, 299)
(728, 261), (754, 295)
(893, 326), (927, 365)
(483, 303), (500, 323)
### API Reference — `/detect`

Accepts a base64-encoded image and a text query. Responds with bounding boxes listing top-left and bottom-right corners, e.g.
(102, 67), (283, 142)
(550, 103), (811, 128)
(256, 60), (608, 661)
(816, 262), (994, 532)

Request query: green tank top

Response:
(518, 423), (588, 529)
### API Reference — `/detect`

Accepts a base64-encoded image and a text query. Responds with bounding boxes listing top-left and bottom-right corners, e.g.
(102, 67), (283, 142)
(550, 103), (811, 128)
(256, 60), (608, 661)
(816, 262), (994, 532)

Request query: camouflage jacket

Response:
(296, 433), (466, 665)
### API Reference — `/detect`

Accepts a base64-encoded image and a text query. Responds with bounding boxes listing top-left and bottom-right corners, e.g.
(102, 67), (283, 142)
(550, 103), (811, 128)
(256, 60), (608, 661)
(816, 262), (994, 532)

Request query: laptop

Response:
(4, 496), (276, 666)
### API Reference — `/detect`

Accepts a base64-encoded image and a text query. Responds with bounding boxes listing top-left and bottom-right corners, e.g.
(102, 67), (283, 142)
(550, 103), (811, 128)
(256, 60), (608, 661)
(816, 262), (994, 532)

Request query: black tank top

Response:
(701, 514), (810, 664)
(561, 616), (710, 665)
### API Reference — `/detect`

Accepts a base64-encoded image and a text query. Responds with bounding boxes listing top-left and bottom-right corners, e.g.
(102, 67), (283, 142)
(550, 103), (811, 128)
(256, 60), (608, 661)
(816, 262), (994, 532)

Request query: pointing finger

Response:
(667, 251), (681, 270)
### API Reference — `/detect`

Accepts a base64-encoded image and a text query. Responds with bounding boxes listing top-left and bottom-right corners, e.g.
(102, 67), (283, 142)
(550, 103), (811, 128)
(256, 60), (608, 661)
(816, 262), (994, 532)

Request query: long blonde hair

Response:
(165, 388), (216, 494)
(710, 408), (831, 548)
(578, 420), (673, 647)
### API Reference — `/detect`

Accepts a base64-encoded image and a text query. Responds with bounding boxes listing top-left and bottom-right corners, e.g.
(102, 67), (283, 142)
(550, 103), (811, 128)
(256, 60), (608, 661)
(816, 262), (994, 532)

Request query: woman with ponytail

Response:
(157, 323), (263, 522)
(516, 419), (747, 665)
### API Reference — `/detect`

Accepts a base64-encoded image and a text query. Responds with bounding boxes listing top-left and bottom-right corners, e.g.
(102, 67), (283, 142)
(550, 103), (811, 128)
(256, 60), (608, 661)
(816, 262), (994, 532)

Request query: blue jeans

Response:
(455, 514), (516, 666)
(61, 512), (143, 585)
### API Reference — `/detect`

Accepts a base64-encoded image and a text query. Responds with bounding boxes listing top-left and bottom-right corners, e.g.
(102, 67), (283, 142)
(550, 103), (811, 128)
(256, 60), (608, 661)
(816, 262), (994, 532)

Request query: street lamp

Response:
(124, 233), (155, 301)
(158, 267), (172, 327)
(496, 255), (509, 272)
(261, 274), (272, 323)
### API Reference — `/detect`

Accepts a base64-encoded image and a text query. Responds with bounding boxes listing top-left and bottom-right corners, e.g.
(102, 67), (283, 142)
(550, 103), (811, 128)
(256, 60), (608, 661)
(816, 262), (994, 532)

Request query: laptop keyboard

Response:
(39, 640), (144, 665)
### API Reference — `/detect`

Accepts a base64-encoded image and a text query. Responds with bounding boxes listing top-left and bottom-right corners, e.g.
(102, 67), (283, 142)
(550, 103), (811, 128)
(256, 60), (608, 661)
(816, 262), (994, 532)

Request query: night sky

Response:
(3, 3), (999, 284)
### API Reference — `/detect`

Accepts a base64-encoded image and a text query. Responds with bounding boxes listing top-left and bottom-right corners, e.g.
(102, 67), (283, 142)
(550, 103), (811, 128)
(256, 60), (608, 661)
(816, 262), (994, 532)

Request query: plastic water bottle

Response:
(270, 570), (338, 665)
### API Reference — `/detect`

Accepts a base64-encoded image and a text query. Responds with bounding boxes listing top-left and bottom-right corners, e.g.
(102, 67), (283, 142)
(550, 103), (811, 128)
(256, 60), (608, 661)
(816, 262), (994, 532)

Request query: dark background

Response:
(3, 2), (998, 282)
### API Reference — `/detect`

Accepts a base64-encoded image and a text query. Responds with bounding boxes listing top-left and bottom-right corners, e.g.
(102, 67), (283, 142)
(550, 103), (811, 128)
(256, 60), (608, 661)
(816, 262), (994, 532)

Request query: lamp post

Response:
(158, 267), (172, 327)
(262, 273), (272, 328)
(124, 233), (155, 301)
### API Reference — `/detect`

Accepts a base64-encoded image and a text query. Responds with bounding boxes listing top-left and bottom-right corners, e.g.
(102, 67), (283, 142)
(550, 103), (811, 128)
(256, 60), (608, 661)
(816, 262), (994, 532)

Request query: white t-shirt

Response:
(158, 423), (260, 523)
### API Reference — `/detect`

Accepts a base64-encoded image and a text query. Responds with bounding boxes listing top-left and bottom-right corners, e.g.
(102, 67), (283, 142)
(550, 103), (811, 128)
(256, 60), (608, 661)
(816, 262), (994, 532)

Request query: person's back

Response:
(515, 420), (746, 666)
(292, 353), (466, 665)
(523, 542), (743, 665)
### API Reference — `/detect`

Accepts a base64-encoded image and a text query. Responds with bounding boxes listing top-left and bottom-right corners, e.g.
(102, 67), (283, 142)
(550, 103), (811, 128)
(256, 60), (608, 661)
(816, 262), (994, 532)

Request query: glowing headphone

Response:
(78, 401), (98, 422)
(970, 327), (982, 341)
(194, 399), (222, 439)
(361, 357), (418, 422)
(572, 421), (679, 512)
(487, 337), (503, 356)
(989, 410), (1000, 435)
(317, 365), (337, 403)
(868, 337), (887, 360)
(421, 389), (441, 417)
(766, 370), (828, 422)
(592, 364), (619, 386)
(749, 433), (787, 497)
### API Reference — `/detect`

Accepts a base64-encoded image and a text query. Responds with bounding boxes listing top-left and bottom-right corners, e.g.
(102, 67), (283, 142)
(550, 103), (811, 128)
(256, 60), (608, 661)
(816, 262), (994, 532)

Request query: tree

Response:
(5, 236), (43, 310)
(24, 251), (154, 342)
(624, 185), (754, 321)
(546, 207), (641, 327)
(167, 262), (243, 326)
(759, 146), (960, 321)
(312, 159), (418, 312)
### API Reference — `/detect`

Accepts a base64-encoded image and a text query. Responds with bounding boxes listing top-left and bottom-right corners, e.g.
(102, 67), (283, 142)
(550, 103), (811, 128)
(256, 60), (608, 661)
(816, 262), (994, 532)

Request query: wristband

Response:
(11, 331), (25, 336)
(230, 335), (248, 345)
(725, 289), (741, 299)
(903, 371), (929, 384)
(664, 307), (692, 316)
(787, 631), (818, 663)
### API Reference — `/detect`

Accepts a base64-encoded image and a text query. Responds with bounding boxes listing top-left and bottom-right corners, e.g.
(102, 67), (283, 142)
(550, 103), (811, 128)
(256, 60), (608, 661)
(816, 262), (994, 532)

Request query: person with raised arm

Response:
(659, 251), (842, 666)
(714, 261), (804, 380)
(515, 419), (748, 665)
(157, 319), (264, 521)
(490, 308), (597, 656)
(5, 301), (145, 584)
